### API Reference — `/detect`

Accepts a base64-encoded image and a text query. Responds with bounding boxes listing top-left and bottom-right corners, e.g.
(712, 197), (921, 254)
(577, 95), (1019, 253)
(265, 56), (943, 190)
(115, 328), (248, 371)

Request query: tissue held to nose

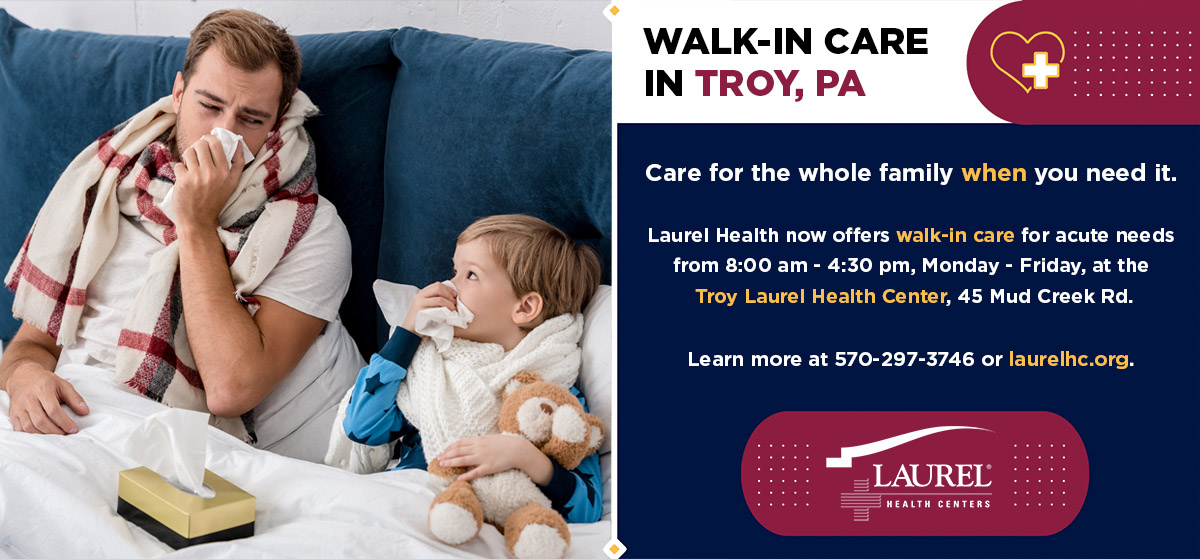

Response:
(210, 127), (255, 170)
(159, 128), (253, 217)
(125, 409), (215, 498)
(414, 280), (474, 352)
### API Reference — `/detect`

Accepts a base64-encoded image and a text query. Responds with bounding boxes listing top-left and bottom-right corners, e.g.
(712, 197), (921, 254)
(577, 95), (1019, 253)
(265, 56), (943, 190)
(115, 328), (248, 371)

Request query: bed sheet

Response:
(0, 365), (611, 558)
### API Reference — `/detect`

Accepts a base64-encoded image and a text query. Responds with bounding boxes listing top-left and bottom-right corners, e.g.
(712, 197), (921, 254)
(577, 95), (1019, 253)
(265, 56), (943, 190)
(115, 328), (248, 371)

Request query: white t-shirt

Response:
(59, 195), (364, 461)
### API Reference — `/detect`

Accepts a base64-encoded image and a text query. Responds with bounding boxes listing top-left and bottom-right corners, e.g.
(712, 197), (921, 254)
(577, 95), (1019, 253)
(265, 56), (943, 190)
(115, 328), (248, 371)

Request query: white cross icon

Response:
(1022, 51), (1060, 90)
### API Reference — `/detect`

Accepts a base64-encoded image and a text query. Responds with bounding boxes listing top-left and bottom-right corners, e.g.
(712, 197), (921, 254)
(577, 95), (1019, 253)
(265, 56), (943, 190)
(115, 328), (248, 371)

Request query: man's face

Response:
(171, 44), (283, 160)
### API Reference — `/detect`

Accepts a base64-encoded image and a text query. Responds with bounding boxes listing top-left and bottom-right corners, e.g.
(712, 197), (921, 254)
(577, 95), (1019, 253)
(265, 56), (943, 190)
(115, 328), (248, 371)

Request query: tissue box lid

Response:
(118, 467), (255, 538)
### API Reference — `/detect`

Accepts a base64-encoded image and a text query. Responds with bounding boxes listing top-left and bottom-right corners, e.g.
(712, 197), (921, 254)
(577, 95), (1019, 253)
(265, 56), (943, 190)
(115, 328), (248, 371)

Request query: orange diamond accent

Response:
(609, 6), (620, 15)
(609, 544), (621, 554)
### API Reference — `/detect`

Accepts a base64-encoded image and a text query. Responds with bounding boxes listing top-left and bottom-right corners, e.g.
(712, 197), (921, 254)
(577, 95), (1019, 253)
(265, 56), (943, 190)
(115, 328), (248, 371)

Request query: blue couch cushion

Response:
(0, 10), (396, 355)
(380, 27), (611, 345)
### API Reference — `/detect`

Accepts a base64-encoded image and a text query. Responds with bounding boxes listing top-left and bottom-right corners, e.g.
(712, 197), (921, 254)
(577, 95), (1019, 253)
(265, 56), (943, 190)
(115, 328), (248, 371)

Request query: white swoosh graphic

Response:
(825, 426), (992, 468)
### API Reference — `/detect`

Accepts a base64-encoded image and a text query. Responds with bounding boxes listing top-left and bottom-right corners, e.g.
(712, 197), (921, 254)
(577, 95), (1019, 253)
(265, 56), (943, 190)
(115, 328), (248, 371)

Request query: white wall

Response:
(0, 1), (612, 50)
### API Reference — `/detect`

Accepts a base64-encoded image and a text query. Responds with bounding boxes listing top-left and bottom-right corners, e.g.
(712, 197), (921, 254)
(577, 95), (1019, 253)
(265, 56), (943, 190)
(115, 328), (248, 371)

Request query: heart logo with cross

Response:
(990, 31), (1066, 93)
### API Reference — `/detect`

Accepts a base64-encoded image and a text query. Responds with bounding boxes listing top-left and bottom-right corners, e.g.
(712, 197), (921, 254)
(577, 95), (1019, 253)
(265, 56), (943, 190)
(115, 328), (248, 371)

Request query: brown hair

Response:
(183, 9), (301, 119)
(459, 215), (602, 320)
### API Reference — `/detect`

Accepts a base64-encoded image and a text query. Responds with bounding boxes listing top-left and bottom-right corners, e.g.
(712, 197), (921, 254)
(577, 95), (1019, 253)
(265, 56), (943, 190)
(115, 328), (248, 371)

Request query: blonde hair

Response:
(183, 9), (301, 119)
(458, 215), (602, 319)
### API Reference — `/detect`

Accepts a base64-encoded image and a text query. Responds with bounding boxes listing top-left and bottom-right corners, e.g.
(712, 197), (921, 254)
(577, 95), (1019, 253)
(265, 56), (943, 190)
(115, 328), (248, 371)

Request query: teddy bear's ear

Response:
(504, 371), (544, 396)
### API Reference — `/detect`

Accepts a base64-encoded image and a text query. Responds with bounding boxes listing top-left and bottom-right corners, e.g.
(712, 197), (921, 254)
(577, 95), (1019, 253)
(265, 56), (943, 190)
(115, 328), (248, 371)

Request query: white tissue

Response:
(414, 280), (474, 352)
(159, 128), (254, 218)
(373, 280), (419, 339)
(124, 408), (215, 498)
(210, 127), (255, 169)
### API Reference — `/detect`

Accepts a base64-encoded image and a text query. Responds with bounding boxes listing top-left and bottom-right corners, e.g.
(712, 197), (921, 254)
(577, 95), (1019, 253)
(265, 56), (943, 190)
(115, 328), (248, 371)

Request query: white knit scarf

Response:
(397, 313), (583, 460)
(326, 313), (582, 472)
(5, 92), (320, 442)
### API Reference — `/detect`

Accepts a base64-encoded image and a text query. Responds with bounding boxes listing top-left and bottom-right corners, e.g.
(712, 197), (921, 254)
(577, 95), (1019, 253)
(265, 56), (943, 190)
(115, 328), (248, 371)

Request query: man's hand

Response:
(5, 362), (89, 435)
(0, 322), (83, 435)
(172, 135), (245, 234)
(401, 281), (458, 335)
(436, 434), (554, 484)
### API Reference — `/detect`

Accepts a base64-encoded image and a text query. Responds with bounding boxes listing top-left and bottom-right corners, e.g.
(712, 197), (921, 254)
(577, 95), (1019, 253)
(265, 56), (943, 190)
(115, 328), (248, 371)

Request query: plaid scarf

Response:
(5, 92), (320, 443)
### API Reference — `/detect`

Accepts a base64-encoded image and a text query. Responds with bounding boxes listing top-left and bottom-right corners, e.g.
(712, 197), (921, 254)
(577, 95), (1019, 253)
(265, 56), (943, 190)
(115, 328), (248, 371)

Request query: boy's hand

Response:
(436, 434), (554, 485)
(401, 281), (458, 334)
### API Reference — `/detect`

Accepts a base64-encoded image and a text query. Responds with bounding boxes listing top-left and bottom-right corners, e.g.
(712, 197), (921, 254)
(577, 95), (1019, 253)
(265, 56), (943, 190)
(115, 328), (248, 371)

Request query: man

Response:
(0, 10), (359, 460)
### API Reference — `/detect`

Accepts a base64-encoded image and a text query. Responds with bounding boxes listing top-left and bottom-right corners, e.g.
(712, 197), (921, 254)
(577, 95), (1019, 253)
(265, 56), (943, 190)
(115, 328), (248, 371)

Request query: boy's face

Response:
(451, 239), (522, 346)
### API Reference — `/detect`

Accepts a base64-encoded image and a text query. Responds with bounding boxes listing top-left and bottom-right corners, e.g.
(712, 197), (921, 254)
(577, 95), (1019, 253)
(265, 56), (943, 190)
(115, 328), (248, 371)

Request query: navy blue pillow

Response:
(0, 10), (396, 355)
(293, 31), (398, 359)
(380, 27), (611, 345)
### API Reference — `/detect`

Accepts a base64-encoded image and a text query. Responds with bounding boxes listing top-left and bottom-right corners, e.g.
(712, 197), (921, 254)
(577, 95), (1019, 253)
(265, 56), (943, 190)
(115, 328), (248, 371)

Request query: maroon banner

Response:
(741, 412), (1089, 535)
(966, 0), (1199, 123)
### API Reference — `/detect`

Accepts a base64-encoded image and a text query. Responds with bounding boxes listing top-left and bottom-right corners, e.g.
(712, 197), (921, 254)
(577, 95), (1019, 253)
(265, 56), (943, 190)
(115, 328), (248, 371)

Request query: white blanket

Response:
(0, 365), (610, 558)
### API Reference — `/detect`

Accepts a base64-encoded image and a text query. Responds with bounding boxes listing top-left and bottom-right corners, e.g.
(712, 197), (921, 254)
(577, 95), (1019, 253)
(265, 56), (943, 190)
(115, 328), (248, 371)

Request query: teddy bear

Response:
(426, 371), (605, 559)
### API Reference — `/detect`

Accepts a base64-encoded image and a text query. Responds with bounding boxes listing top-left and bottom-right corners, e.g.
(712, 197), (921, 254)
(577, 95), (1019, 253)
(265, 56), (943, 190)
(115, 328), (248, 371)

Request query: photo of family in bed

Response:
(0, 5), (613, 558)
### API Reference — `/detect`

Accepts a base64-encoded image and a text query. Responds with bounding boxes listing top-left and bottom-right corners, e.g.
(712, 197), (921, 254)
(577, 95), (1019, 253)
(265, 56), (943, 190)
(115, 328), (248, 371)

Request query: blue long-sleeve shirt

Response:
(342, 329), (604, 523)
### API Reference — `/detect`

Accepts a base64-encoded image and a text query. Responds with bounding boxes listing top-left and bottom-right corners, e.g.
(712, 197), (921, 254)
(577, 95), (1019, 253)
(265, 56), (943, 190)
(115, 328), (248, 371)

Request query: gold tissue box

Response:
(117, 467), (255, 549)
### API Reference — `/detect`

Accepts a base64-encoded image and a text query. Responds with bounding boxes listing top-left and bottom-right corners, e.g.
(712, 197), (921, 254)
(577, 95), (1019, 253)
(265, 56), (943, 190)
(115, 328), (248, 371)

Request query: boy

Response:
(326, 214), (604, 525)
